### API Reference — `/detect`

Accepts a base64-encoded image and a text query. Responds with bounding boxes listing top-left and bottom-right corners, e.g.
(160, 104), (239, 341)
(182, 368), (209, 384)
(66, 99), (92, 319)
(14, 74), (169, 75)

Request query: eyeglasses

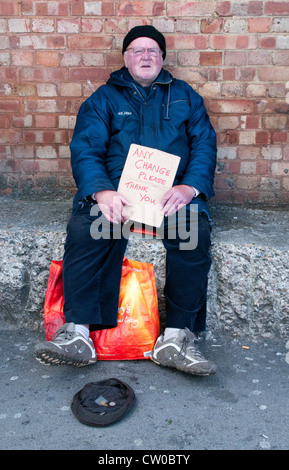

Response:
(126, 47), (162, 57)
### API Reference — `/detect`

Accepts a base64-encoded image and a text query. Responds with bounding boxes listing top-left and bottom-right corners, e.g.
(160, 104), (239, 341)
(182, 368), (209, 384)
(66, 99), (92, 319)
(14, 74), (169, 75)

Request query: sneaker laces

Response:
(52, 325), (75, 343)
(179, 334), (204, 361)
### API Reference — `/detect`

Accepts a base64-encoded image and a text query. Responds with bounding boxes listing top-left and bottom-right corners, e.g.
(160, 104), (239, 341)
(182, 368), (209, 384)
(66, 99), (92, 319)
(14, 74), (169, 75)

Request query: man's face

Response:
(124, 37), (164, 87)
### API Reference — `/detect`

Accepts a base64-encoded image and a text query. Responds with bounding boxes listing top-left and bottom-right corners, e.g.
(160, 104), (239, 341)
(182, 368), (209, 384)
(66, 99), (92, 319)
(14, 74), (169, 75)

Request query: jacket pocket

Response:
(166, 99), (191, 123)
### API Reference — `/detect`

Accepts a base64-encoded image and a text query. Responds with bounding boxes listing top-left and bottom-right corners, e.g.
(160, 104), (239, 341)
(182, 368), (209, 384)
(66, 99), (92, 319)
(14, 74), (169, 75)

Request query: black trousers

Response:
(62, 202), (212, 333)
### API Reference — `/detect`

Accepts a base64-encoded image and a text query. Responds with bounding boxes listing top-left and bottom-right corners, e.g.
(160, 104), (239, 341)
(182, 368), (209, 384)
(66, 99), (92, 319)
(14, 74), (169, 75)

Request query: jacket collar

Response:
(107, 66), (172, 88)
(107, 67), (173, 120)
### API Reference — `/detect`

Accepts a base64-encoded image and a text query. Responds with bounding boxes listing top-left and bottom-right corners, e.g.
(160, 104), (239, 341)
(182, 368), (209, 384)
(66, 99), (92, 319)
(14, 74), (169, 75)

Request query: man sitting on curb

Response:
(35, 25), (217, 376)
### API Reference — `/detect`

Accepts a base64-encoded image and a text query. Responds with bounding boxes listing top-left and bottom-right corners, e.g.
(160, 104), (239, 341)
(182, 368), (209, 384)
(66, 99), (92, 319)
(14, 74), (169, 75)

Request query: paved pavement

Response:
(1, 328), (289, 451)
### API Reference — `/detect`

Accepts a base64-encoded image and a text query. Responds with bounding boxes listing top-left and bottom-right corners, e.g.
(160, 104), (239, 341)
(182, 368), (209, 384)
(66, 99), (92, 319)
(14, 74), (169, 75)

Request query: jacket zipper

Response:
(131, 78), (173, 124)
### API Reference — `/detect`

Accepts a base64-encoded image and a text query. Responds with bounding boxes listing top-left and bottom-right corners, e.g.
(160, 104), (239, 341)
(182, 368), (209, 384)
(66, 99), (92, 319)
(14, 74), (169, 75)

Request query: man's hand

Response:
(161, 184), (196, 217)
(93, 190), (132, 224)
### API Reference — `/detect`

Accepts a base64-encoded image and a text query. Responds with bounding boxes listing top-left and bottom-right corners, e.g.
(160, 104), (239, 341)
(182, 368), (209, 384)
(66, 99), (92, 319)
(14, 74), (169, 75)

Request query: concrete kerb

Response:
(0, 197), (288, 340)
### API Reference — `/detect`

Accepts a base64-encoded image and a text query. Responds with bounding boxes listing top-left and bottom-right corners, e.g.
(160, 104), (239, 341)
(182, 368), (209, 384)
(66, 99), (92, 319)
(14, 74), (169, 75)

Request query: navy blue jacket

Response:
(70, 67), (217, 213)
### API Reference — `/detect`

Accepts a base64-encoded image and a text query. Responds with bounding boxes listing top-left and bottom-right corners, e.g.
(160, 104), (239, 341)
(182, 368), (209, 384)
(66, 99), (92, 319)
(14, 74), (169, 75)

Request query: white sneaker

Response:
(152, 328), (216, 376)
(34, 323), (96, 367)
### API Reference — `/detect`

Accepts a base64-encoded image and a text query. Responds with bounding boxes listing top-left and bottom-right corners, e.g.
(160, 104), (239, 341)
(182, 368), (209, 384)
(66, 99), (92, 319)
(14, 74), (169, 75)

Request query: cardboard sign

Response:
(118, 144), (180, 227)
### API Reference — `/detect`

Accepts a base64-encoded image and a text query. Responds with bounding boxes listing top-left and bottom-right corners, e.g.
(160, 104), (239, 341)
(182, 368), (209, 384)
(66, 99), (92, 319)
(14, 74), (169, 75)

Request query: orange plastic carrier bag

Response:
(44, 257), (160, 360)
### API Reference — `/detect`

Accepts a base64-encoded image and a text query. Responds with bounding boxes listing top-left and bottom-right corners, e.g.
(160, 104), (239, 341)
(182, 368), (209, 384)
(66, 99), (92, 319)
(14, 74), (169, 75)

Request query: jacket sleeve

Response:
(70, 88), (115, 201)
(179, 88), (217, 200)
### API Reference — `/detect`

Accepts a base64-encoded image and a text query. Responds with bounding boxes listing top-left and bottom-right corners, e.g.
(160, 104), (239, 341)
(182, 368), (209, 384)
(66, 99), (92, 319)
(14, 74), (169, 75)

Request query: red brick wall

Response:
(1, 0), (289, 204)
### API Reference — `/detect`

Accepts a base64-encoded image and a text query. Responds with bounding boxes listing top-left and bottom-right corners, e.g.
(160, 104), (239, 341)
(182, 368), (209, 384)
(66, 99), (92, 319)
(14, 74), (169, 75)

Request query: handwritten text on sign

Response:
(118, 144), (180, 227)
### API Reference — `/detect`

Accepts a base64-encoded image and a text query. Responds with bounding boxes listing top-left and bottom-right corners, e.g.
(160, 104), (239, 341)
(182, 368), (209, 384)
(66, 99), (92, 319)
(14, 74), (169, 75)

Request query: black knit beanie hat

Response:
(122, 25), (166, 59)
